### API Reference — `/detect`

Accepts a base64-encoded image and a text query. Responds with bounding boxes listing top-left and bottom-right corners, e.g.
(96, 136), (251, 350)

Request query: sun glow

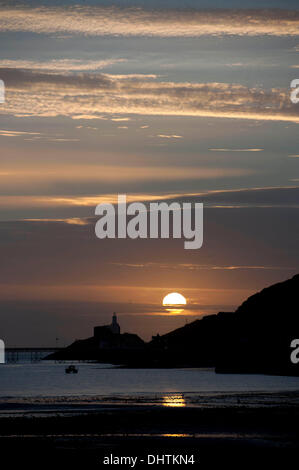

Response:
(163, 292), (187, 306)
(162, 292), (187, 314)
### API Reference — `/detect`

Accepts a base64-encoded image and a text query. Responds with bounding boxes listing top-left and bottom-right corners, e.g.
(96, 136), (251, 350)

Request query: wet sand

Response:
(0, 403), (298, 468)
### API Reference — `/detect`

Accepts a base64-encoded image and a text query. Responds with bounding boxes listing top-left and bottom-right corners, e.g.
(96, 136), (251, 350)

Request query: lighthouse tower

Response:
(110, 312), (120, 335)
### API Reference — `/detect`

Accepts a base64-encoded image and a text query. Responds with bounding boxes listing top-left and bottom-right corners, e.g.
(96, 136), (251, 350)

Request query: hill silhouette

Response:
(216, 273), (299, 375)
(46, 274), (299, 375)
(150, 274), (299, 374)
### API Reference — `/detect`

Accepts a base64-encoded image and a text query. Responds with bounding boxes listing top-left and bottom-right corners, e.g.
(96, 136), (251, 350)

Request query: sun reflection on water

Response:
(162, 394), (186, 407)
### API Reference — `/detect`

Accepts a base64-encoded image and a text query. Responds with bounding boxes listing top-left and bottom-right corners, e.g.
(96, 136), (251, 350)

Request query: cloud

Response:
(25, 218), (89, 226)
(1, 68), (299, 123)
(0, 186), (298, 219)
(71, 114), (107, 120)
(104, 74), (158, 80)
(0, 129), (41, 137)
(157, 134), (183, 139)
(209, 148), (264, 152)
(0, 68), (112, 89)
(112, 262), (294, 272)
(110, 117), (131, 121)
(288, 154), (299, 158)
(0, 6), (298, 37)
(177, 185), (299, 208)
(0, 165), (254, 196)
(226, 63), (247, 67)
(0, 128), (80, 142)
(0, 58), (126, 72)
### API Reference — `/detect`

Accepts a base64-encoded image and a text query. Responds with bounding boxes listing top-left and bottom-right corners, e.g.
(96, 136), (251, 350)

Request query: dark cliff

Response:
(152, 274), (299, 375)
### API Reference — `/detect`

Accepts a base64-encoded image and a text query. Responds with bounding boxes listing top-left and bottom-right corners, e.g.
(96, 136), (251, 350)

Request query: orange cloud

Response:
(0, 6), (298, 37)
(1, 69), (298, 123)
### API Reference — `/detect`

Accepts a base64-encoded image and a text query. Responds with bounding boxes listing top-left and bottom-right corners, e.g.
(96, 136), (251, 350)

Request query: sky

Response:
(0, 0), (298, 346)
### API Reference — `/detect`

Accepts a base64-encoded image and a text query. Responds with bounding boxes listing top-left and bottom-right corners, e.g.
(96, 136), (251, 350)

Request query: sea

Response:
(1, 353), (299, 415)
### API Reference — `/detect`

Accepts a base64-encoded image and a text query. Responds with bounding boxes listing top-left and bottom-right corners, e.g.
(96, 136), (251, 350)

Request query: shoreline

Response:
(1, 389), (299, 417)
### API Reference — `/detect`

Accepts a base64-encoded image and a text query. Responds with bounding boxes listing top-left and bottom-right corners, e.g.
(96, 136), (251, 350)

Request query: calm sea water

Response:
(1, 360), (299, 401)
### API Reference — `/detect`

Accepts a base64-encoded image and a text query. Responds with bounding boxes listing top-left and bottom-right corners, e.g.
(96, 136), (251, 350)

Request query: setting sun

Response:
(163, 292), (187, 306)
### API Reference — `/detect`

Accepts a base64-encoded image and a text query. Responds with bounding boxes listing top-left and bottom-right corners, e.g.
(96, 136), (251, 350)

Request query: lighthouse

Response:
(110, 312), (120, 335)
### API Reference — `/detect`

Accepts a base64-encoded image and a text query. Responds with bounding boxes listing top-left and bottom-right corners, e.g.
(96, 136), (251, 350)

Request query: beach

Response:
(0, 400), (298, 468)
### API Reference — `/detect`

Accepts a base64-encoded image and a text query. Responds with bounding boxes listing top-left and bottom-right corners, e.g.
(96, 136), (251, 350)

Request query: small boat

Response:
(65, 365), (78, 374)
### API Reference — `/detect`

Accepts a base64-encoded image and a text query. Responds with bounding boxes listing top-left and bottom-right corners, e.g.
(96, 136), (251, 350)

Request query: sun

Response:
(163, 292), (187, 307)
